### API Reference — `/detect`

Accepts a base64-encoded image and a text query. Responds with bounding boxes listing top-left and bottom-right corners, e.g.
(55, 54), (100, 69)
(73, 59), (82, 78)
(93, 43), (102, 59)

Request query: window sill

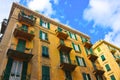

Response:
(40, 39), (50, 44)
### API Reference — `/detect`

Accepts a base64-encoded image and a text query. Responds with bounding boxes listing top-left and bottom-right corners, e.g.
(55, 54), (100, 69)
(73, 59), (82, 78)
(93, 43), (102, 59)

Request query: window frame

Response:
(105, 64), (111, 71)
(76, 56), (86, 67)
(42, 46), (49, 58)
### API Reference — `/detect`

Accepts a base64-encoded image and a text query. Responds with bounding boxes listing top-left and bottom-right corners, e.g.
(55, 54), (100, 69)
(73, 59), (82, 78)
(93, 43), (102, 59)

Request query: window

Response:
(110, 75), (116, 80)
(101, 55), (106, 61)
(105, 64), (111, 71)
(40, 19), (50, 29)
(76, 56), (86, 67)
(72, 43), (81, 52)
(42, 46), (49, 57)
(42, 66), (50, 80)
(69, 32), (77, 40)
(80, 36), (88, 43)
(39, 31), (48, 41)
(82, 73), (91, 80)
(97, 47), (101, 52)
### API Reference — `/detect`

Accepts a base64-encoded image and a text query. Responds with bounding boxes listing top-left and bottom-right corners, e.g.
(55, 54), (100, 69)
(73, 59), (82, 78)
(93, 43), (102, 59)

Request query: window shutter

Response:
(67, 54), (71, 64)
(69, 32), (72, 38)
(87, 74), (91, 80)
(47, 23), (50, 29)
(74, 34), (77, 40)
(110, 75), (116, 80)
(60, 39), (64, 45)
(3, 58), (13, 80)
(60, 51), (63, 63)
(82, 58), (86, 67)
(45, 47), (49, 57)
(76, 56), (80, 66)
(78, 45), (81, 53)
(42, 46), (49, 57)
(21, 62), (28, 80)
(105, 64), (111, 71)
(85, 48), (88, 55)
(82, 73), (86, 80)
(40, 18), (43, 26)
(42, 66), (50, 80)
(101, 55), (105, 61)
(72, 42), (75, 50)
(45, 33), (48, 41)
(89, 48), (93, 54)
(39, 30), (42, 39)
(58, 27), (62, 32)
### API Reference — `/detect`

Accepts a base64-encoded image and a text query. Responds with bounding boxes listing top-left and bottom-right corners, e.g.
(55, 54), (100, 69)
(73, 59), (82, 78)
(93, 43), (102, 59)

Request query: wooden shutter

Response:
(75, 56), (80, 66)
(82, 58), (86, 67)
(72, 42), (75, 50)
(21, 62), (28, 80)
(47, 23), (50, 29)
(3, 58), (13, 80)
(42, 66), (50, 80)
(40, 18), (43, 26)
(22, 24), (28, 32)
(74, 34), (77, 40)
(39, 30), (42, 39)
(101, 55), (105, 61)
(68, 32), (72, 38)
(78, 45), (81, 53)
(85, 48), (88, 55)
(110, 75), (116, 80)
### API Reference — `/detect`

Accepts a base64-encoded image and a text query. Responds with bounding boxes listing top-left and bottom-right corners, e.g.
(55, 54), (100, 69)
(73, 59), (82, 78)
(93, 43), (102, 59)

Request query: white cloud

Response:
(83, 0), (120, 47)
(0, 0), (20, 32)
(27, 0), (58, 17)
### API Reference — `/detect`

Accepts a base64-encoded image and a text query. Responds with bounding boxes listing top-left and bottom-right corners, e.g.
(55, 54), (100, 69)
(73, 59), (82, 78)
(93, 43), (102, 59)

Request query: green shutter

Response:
(85, 48), (88, 55)
(45, 33), (48, 41)
(82, 73), (86, 80)
(65, 71), (72, 80)
(16, 39), (26, 52)
(67, 54), (71, 64)
(72, 42), (75, 50)
(78, 45), (81, 53)
(40, 18), (43, 26)
(22, 24), (28, 32)
(74, 34), (77, 40)
(42, 46), (49, 57)
(101, 55), (105, 61)
(39, 30), (42, 39)
(42, 66), (50, 80)
(58, 27), (62, 32)
(69, 32), (72, 38)
(87, 74), (91, 80)
(110, 75), (116, 80)
(3, 58), (13, 80)
(47, 23), (50, 29)
(60, 51), (63, 63)
(105, 64), (111, 71)
(89, 48), (93, 54)
(21, 62), (28, 80)
(82, 58), (86, 67)
(76, 56), (80, 66)
(60, 39), (64, 45)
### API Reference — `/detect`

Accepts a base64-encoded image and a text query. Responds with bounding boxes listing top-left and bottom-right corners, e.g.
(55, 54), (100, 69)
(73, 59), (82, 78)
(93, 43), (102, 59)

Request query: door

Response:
(65, 71), (72, 80)
(16, 39), (26, 52)
(9, 60), (23, 80)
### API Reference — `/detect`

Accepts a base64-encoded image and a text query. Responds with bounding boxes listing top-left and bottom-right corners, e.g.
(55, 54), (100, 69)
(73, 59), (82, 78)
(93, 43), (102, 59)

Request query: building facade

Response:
(0, 2), (105, 80)
(92, 40), (120, 80)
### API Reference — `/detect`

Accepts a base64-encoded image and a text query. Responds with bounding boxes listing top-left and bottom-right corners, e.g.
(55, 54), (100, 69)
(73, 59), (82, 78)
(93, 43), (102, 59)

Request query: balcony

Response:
(110, 48), (116, 54)
(58, 43), (72, 53)
(13, 28), (35, 41)
(116, 57), (120, 63)
(88, 54), (98, 62)
(56, 30), (68, 40)
(18, 11), (36, 26)
(84, 41), (92, 49)
(7, 49), (33, 62)
(60, 60), (77, 71)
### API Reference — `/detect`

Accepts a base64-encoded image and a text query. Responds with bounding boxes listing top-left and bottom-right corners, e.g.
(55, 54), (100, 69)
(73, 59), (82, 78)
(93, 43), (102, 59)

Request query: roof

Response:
(92, 40), (120, 50)
(9, 2), (90, 39)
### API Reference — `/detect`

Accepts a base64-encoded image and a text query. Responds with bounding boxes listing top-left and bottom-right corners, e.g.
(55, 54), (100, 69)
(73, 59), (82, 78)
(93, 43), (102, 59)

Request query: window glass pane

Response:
(97, 47), (101, 52)
(42, 66), (50, 80)
(101, 55), (106, 61)
(42, 32), (46, 40)
(75, 45), (79, 51)
(105, 64), (111, 71)
(78, 57), (84, 66)
(110, 75), (116, 80)
(42, 21), (48, 28)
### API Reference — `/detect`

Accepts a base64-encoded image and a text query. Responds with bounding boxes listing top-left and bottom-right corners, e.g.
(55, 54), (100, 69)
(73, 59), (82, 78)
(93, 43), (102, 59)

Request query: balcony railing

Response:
(55, 29), (68, 40)
(115, 57), (120, 63)
(57, 43), (72, 53)
(18, 11), (36, 26)
(83, 41), (92, 49)
(7, 49), (33, 62)
(60, 60), (77, 71)
(110, 48), (116, 54)
(87, 54), (98, 62)
(13, 27), (35, 41)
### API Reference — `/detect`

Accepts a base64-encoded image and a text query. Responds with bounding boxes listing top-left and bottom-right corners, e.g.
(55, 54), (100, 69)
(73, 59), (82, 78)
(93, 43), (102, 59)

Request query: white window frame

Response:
(42, 21), (48, 28)
(78, 57), (85, 66)
(74, 44), (79, 52)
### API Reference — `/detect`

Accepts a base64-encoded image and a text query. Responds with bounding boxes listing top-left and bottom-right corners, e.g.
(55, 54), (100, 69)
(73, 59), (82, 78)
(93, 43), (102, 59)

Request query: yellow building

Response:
(0, 2), (105, 80)
(92, 40), (120, 80)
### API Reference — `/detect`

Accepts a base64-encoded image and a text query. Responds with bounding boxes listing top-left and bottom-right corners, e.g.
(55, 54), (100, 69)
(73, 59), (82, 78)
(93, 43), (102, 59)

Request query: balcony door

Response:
(9, 60), (23, 80)
(16, 39), (26, 52)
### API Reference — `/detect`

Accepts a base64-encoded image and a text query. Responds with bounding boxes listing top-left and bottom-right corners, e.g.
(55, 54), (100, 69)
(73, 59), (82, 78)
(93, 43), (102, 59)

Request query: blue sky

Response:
(0, 0), (120, 47)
